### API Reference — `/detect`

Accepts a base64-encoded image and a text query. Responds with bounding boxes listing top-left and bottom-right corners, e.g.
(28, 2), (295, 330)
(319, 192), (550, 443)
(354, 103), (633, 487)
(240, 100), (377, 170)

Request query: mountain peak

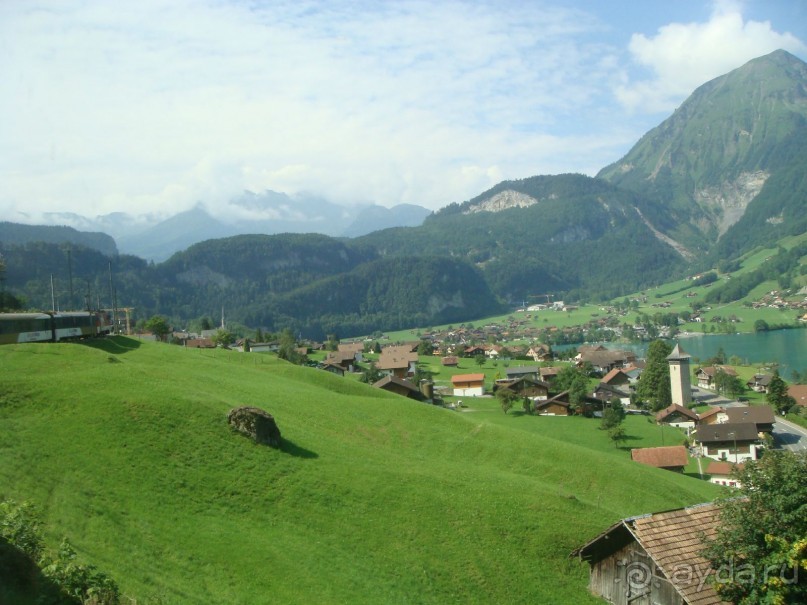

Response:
(597, 49), (807, 255)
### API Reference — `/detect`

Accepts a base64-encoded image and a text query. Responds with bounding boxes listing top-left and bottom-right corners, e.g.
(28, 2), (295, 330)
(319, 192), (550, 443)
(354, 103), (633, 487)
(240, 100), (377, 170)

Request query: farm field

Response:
(0, 337), (720, 604)
(375, 233), (807, 345)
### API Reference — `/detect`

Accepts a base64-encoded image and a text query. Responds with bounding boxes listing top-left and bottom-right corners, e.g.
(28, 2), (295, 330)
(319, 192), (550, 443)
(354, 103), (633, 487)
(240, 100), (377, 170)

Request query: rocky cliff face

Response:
(693, 171), (769, 236)
(463, 190), (540, 214)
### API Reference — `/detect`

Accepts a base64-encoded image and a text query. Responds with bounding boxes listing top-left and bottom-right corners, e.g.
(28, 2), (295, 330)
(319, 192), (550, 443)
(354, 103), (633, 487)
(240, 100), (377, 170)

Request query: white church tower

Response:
(667, 342), (692, 407)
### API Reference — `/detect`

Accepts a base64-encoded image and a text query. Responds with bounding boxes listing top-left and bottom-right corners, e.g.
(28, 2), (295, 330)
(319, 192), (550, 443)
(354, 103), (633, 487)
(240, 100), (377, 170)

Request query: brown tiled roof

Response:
(724, 405), (774, 425)
(698, 366), (737, 377)
(373, 375), (419, 393)
(376, 355), (415, 371)
(630, 503), (723, 605)
(451, 373), (485, 384)
(696, 422), (758, 443)
(656, 403), (699, 423)
(697, 406), (724, 421)
(631, 446), (688, 469)
(789, 384), (807, 406)
(338, 342), (364, 354)
(601, 368), (630, 384)
(572, 502), (725, 605)
(706, 461), (743, 476)
(326, 351), (357, 364)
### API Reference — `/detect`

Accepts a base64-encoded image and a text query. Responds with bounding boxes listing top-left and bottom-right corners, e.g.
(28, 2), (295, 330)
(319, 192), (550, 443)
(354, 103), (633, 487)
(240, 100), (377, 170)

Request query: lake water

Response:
(571, 329), (807, 378)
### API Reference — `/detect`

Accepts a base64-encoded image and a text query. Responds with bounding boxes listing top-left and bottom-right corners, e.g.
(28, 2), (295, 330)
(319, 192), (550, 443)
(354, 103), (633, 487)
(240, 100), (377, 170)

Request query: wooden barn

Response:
(571, 502), (724, 605)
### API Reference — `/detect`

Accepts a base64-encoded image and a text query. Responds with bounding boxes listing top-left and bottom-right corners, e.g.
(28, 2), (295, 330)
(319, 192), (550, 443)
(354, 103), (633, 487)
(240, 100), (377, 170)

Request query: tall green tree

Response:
(601, 399), (626, 430)
(766, 370), (796, 414)
(714, 368), (745, 398)
(701, 451), (807, 605)
(144, 315), (170, 341)
(553, 365), (589, 412)
(359, 362), (382, 384)
(636, 339), (673, 411)
(277, 328), (304, 364)
(497, 389), (516, 414)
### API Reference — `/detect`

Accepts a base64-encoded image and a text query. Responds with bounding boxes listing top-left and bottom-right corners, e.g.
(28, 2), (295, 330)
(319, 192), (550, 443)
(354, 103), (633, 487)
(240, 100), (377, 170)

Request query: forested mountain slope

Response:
(598, 50), (807, 262)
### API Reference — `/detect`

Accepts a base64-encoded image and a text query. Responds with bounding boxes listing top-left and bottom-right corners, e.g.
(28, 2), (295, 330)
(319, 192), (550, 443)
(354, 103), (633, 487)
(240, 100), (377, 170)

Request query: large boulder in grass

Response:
(227, 406), (282, 448)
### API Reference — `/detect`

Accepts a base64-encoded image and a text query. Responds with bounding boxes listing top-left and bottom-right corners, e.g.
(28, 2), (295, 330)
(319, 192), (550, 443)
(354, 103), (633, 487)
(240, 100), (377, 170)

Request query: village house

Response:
(696, 406), (727, 426)
(441, 356), (459, 367)
(318, 361), (346, 376)
(621, 364), (644, 383)
(694, 422), (760, 462)
(462, 345), (487, 358)
(451, 373), (485, 397)
(534, 392), (572, 416)
(505, 366), (541, 381)
(745, 373), (772, 393)
(592, 383), (631, 407)
(706, 460), (743, 488)
(337, 342), (364, 362)
(655, 404), (699, 430)
(724, 405), (775, 434)
(526, 343), (552, 362)
(788, 384), (807, 407)
(600, 368), (631, 389)
(485, 344), (503, 359)
(576, 348), (636, 375)
(572, 502), (723, 605)
(630, 446), (688, 472)
(493, 377), (550, 401)
(539, 366), (563, 383)
(372, 376), (424, 401)
(376, 346), (419, 379)
(324, 350), (359, 373)
(696, 366), (737, 389)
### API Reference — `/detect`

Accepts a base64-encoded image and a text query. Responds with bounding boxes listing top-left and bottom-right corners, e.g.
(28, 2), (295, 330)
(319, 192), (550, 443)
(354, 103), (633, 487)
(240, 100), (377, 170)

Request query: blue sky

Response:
(1, 0), (806, 223)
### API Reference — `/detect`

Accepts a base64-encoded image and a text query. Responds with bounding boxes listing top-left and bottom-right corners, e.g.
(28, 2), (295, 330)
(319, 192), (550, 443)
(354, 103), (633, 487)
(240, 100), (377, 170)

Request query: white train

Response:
(0, 311), (113, 344)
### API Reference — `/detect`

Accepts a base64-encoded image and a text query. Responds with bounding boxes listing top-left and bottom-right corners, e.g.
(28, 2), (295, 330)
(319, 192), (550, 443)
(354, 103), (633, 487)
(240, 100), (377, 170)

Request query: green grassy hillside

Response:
(0, 338), (719, 604)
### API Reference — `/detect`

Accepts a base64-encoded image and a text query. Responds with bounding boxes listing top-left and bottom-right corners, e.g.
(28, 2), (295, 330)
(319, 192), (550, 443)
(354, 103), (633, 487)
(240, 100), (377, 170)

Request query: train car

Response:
(0, 313), (55, 344)
(0, 311), (114, 344)
(52, 312), (98, 341)
(95, 311), (114, 336)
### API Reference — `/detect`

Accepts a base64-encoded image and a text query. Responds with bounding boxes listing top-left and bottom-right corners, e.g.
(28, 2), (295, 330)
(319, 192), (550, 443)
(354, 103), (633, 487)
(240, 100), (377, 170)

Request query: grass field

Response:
(374, 233), (807, 345)
(0, 338), (720, 604)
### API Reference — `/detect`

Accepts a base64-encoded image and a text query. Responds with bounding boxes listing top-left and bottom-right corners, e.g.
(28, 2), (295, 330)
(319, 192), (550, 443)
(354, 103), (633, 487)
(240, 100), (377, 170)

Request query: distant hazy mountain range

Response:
(38, 193), (432, 261)
(3, 50), (806, 337)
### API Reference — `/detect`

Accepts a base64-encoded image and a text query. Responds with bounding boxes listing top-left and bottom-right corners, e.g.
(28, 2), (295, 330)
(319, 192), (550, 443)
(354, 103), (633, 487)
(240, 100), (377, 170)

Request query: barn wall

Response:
(589, 542), (684, 605)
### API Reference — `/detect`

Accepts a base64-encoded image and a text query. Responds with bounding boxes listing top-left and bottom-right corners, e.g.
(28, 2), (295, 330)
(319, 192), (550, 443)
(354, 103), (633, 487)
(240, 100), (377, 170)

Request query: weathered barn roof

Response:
(572, 502), (725, 605)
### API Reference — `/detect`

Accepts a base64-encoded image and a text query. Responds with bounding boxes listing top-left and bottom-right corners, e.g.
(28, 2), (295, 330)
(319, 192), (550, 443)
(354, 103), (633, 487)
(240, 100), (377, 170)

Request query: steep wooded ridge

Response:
(2, 50), (806, 336)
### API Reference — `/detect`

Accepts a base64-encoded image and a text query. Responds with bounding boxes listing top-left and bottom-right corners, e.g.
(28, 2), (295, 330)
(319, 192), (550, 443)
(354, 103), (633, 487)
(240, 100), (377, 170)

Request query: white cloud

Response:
(616, 0), (807, 113)
(0, 0), (630, 218)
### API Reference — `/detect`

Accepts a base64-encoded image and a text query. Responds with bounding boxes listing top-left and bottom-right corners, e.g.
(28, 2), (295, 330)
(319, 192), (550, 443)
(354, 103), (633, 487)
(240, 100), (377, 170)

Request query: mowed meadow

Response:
(0, 338), (719, 604)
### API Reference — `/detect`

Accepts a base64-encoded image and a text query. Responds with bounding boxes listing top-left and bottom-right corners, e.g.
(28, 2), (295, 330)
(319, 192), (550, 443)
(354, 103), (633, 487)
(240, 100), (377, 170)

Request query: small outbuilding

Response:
(630, 446), (688, 472)
(372, 375), (424, 401)
(571, 502), (724, 605)
(451, 373), (485, 397)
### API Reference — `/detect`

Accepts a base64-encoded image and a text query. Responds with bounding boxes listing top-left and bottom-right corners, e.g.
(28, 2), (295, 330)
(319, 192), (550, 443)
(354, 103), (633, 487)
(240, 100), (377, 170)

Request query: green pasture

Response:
(0, 338), (719, 604)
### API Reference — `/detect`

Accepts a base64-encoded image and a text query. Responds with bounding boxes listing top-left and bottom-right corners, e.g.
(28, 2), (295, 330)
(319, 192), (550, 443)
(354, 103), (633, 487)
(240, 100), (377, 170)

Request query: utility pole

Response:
(108, 261), (117, 333)
(50, 274), (56, 312)
(67, 248), (74, 310)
